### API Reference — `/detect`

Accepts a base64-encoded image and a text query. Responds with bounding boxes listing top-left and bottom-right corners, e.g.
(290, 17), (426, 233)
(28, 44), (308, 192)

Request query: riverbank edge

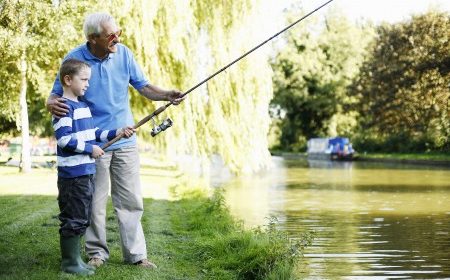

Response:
(356, 156), (450, 167)
(0, 189), (307, 280)
(271, 152), (450, 167)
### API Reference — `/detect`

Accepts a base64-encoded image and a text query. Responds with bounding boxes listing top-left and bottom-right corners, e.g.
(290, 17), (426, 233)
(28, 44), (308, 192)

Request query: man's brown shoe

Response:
(87, 257), (104, 268)
(134, 259), (157, 269)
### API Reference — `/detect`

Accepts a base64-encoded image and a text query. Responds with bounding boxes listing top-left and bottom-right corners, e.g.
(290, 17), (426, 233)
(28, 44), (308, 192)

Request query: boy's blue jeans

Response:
(57, 174), (95, 237)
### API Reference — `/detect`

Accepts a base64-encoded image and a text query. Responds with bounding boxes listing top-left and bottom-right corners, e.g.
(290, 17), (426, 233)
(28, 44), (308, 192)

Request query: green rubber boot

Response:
(78, 236), (95, 271)
(60, 235), (95, 275)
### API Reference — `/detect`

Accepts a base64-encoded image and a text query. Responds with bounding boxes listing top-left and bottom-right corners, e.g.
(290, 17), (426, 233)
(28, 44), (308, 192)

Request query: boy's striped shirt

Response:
(52, 98), (117, 178)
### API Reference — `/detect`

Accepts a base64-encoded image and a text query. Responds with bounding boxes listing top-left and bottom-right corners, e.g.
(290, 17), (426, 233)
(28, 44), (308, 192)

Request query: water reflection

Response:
(220, 157), (450, 279)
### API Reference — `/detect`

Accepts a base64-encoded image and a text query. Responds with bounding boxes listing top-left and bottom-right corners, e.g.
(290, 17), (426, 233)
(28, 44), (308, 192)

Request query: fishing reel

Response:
(150, 117), (173, 137)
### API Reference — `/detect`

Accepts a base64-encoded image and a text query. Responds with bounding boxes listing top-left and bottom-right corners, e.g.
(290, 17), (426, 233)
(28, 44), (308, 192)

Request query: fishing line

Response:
(103, 0), (335, 149)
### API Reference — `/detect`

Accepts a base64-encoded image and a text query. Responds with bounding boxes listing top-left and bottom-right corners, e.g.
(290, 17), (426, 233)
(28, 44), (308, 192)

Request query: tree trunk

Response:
(19, 51), (31, 173)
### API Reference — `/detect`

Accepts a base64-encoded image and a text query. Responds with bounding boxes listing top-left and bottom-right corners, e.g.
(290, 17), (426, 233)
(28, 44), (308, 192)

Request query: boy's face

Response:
(66, 67), (91, 97)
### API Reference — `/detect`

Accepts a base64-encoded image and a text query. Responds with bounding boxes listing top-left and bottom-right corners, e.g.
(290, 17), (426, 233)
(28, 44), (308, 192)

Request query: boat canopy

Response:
(307, 137), (354, 154)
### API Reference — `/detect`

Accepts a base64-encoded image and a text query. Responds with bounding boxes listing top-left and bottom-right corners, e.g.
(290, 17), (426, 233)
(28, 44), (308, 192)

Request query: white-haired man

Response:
(47, 12), (184, 269)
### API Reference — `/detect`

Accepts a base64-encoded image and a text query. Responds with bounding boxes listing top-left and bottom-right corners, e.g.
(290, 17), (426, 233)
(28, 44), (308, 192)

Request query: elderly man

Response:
(47, 12), (184, 269)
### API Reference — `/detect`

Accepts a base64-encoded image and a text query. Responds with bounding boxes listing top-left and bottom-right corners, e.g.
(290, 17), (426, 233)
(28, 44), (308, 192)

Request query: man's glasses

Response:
(104, 30), (122, 42)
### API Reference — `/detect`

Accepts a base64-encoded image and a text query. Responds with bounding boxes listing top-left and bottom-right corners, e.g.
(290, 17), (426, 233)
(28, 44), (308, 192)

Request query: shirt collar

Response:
(82, 43), (116, 61)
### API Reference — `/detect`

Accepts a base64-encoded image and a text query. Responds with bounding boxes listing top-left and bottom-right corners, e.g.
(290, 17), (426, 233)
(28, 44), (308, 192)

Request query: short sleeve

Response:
(127, 47), (149, 90)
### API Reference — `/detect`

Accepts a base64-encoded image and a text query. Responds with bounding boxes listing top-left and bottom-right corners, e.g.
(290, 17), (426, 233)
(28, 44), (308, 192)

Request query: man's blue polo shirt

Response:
(51, 43), (149, 151)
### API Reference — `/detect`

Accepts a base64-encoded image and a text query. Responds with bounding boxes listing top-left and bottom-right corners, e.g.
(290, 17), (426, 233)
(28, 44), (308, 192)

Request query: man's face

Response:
(95, 21), (121, 54)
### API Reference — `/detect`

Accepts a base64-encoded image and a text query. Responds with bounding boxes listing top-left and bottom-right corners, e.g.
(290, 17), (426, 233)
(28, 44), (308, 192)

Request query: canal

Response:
(220, 157), (450, 279)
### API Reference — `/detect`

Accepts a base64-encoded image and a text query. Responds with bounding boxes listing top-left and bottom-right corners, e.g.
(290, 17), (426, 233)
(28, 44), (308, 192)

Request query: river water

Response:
(220, 157), (450, 279)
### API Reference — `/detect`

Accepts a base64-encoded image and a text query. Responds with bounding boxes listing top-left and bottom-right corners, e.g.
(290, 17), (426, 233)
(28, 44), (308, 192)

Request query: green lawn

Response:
(0, 167), (309, 280)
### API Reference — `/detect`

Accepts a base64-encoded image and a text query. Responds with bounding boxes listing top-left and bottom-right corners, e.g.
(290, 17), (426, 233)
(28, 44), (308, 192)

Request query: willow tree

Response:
(88, 0), (275, 174)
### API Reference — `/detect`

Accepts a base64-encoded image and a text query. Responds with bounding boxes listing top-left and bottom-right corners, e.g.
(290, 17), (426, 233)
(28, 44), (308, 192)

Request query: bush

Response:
(353, 130), (449, 153)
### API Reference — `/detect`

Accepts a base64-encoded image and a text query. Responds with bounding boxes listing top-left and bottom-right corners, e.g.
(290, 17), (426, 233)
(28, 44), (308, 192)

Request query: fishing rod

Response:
(102, 0), (334, 149)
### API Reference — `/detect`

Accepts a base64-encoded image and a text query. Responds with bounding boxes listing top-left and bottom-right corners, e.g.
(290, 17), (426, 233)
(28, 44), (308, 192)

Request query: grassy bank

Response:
(270, 150), (450, 165)
(357, 152), (450, 166)
(357, 152), (450, 161)
(0, 169), (310, 280)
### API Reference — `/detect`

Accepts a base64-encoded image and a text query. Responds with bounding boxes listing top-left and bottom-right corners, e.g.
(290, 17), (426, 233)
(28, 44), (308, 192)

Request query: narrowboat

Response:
(307, 137), (355, 160)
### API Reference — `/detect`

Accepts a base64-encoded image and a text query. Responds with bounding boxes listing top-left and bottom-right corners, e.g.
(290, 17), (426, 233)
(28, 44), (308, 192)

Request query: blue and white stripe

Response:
(73, 107), (92, 120)
(57, 155), (95, 167)
(52, 99), (117, 178)
(53, 117), (72, 130)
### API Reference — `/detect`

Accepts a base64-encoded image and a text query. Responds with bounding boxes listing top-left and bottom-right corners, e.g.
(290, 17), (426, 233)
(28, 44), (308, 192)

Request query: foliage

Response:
(0, 0), (88, 136)
(0, 0), (23, 123)
(351, 11), (450, 152)
(0, 0), (275, 174)
(271, 7), (374, 151)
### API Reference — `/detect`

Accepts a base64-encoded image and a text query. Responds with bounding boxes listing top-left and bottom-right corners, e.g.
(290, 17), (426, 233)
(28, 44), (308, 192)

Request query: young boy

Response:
(53, 59), (134, 275)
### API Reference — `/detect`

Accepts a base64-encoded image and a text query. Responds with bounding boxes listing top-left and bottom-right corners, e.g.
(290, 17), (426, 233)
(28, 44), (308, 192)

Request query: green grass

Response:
(0, 168), (310, 280)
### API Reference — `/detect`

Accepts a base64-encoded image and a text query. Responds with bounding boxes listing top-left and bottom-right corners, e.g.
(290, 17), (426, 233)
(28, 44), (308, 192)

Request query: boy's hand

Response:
(91, 145), (105, 159)
(117, 126), (136, 138)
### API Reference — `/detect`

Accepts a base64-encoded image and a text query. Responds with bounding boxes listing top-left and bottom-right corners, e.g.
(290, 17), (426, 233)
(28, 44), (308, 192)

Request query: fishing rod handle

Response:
(101, 102), (172, 150)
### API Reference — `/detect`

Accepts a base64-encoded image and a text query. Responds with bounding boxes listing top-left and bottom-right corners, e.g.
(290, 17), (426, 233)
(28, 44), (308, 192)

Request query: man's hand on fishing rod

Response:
(166, 89), (185, 105)
(138, 84), (185, 105)
(117, 126), (136, 138)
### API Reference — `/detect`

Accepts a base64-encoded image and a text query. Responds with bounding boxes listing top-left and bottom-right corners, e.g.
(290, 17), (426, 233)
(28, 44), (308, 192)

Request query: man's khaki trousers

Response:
(85, 146), (147, 263)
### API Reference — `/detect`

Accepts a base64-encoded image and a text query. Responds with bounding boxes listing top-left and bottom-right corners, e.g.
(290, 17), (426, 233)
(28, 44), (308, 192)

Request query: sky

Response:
(288, 0), (450, 23)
